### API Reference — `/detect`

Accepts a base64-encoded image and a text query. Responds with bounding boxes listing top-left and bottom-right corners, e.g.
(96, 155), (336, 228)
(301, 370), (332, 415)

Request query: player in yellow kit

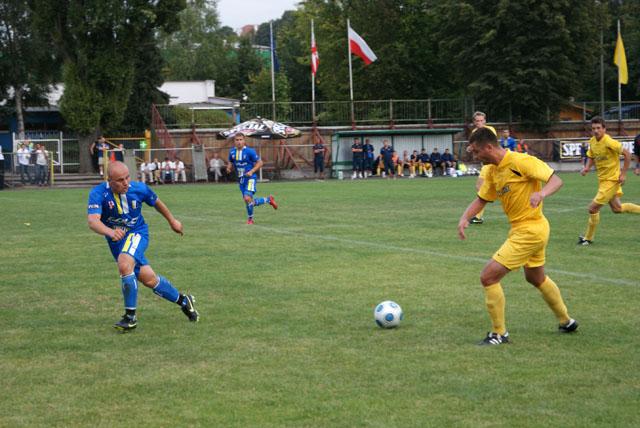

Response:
(458, 127), (578, 345)
(469, 111), (496, 224)
(578, 116), (640, 245)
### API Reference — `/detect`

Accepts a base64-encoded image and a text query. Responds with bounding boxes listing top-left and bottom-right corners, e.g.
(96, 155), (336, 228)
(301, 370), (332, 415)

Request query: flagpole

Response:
(347, 19), (355, 127)
(270, 21), (276, 121)
(617, 19), (622, 124)
(311, 19), (316, 125)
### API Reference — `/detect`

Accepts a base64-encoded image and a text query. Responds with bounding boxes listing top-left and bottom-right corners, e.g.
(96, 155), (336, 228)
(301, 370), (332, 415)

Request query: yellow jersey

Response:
(479, 164), (490, 179)
(478, 151), (554, 225)
(587, 134), (622, 182)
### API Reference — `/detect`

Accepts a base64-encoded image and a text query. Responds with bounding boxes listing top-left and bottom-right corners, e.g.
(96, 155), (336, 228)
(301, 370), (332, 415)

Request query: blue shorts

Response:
(107, 231), (149, 276)
(239, 177), (257, 197)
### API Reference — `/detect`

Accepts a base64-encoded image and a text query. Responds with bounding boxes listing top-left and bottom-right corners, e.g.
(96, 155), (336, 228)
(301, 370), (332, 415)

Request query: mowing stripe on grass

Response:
(185, 215), (637, 288)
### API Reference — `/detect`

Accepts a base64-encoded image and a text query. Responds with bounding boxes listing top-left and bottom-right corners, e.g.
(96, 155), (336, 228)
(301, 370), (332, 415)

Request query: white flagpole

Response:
(311, 19), (316, 124)
(347, 19), (354, 126)
(270, 21), (276, 121)
(617, 19), (622, 123)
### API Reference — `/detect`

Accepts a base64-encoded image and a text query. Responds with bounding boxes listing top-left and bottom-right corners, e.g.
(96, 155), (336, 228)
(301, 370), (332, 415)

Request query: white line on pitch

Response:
(183, 214), (637, 288)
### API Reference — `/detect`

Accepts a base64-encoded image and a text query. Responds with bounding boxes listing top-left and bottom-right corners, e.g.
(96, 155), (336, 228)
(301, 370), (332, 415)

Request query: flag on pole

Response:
(348, 25), (377, 65)
(311, 23), (319, 75)
(614, 29), (628, 85)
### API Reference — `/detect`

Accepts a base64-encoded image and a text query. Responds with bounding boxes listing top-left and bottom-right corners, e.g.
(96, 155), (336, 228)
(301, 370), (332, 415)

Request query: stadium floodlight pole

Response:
(347, 18), (355, 127)
(270, 21), (277, 121)
(311, 19), (316, 124)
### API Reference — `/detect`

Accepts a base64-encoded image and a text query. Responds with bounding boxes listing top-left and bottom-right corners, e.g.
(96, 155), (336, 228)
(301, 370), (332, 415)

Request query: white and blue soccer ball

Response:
(374, 300), (403, 328)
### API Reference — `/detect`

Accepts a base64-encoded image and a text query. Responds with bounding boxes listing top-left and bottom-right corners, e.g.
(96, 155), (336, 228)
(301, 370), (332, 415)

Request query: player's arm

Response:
(458, 197), (488, 240)
(530, 173), (563, 208)
(246, 159), (263, 176)
(619, 148), (631, 185)
(88, 214), (125, 241)
(580, 157), (594, 175)
(154, 199), (183, 235)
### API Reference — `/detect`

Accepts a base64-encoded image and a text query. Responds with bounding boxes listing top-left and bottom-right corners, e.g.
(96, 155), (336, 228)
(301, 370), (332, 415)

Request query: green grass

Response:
(1, 173), (639, 427)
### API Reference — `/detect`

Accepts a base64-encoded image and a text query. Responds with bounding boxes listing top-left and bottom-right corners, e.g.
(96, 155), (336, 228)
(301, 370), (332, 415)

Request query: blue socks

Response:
(246, 197), (268, 219)
(254, 197), (268, 206)
(152, 275), (180, 303)
(121, 273), (138, 311)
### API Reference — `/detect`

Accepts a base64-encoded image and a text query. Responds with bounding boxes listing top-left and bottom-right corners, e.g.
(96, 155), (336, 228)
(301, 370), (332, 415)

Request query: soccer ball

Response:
(374, 300), (403, 328)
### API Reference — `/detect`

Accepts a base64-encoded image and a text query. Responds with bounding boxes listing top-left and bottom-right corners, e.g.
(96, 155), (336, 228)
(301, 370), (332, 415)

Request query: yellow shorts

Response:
(594, 180), (623, 205)
(493, 218), (550, 270)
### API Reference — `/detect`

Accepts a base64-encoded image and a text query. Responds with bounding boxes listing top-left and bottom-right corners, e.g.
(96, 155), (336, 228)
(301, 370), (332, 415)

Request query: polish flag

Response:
(348, 26), (377, 65)
(311, 26), (319, 75)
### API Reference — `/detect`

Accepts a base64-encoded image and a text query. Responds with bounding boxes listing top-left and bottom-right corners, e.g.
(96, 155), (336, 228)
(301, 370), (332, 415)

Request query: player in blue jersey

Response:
(87, 161), (199, 332)
(226, 133), (278, 224)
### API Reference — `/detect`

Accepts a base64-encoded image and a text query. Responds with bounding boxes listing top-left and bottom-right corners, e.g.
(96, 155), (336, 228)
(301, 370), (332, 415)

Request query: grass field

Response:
(1, 173), (639, 427)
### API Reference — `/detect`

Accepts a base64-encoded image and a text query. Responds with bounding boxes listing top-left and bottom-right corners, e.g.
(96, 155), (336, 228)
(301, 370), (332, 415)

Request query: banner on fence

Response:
(560, 139), (635, 160)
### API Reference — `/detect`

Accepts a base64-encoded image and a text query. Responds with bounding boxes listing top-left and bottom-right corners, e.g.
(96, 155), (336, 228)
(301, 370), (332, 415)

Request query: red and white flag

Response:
(311, 24), (319, 75)
(348, 25), (377, 65)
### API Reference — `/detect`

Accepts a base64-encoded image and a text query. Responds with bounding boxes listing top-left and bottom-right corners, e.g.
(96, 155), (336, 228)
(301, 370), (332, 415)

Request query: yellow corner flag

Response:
(614, 30), (628, 85)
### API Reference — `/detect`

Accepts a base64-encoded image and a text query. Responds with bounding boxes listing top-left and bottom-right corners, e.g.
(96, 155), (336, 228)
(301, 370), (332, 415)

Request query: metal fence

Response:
(12, 134), (80, 174)
(154, 99), (640, 129)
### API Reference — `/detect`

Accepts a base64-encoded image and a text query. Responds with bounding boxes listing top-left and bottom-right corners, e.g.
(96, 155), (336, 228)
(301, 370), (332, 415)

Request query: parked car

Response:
(603, 104), (640, 120)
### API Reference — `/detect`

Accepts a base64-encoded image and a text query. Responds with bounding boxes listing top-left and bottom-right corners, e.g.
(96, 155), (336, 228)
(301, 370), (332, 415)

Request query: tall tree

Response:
(34, 0), (185, 172)
(435, 0), (600, 126)
(159, 0), (237, 95)
(0, 0), (59, 139)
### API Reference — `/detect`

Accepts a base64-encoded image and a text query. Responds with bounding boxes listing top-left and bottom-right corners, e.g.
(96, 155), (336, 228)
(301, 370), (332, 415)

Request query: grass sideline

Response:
(1, 173), (639, 427)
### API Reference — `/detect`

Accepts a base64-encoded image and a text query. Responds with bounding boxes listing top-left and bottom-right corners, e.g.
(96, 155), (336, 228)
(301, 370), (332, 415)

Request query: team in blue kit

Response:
(87, 161), (199, 332)
(226, 133), (278, 224)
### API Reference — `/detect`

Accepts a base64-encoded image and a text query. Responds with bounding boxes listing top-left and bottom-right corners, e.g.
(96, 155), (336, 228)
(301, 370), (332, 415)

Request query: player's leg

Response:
(579, 200), (602, 244)
(138, 265), (199, 322)
(247, 178), (277, 215)
(114, 252), (139, 331)
(612, 195), (640, 214)
(478, 259), (510, 345)
(524, 266), (576, 332)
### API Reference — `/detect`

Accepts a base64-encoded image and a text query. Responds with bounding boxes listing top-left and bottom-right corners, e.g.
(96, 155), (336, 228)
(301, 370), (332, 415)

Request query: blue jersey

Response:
(229, 146), (260, 183)
(87, 181), (158, 236)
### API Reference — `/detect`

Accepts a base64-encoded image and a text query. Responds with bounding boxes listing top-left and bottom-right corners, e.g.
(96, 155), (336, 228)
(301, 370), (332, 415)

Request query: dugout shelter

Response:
(331, 128), (462, 177)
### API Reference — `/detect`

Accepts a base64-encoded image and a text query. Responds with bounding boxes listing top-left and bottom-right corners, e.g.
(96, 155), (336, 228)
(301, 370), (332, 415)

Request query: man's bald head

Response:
(108, 161), (129, 179)
(108, 161), (131, 194)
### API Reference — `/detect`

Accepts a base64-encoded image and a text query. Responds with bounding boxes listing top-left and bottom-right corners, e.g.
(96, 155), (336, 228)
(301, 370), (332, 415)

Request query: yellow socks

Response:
(483, 283), (506, 335)
(537, 276), (570, 324)
(584, 212), (600, 241)
(621, 203), (640, 213)
(476, 207), (485, 219)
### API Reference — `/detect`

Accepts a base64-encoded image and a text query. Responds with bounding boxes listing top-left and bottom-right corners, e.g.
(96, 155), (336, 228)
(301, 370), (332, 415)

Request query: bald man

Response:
(87, 161), (199, 332)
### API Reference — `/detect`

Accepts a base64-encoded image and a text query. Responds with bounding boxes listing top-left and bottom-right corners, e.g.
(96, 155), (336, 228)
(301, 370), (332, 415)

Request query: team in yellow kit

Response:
(458, 127), (578, 345)
(578, 116), (640, 245)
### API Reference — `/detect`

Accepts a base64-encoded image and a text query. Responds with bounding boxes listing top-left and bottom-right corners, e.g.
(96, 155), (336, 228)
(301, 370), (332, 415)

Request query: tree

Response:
(0, 0), (59, 139)
(434, 0), (600, 127)
(159, 0), (237, 95)
(228, 36), (263, 98)
(34, 0), (185, 172)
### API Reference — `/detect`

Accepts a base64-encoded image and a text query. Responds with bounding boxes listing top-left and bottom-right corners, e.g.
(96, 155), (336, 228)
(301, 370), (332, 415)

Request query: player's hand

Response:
(111, 227), (126, 242)
(580, 167), (588, 176)
(170, 219), (183, 236)
(618, 173), (626, 185)
(244, 171), (253, 177)
(634, 167), (640, 176)
(457, 218), (469, 240)
(530, 191), (544, 208)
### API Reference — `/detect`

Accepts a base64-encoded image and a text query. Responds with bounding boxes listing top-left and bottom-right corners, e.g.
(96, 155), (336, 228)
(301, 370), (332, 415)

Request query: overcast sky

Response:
(217, 0), (300, 30)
